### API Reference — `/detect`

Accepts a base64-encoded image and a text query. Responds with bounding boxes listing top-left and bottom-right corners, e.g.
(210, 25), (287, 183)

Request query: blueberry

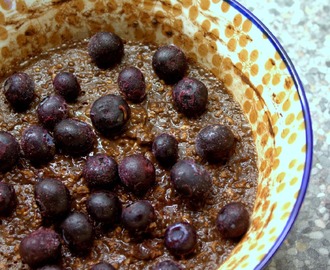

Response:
(83, 154), (119, 189)
(37, 265), (64, 270)
(88, 32), (124, 69)
(170, 160), (212, 200)
(152, 45), (187, 84)
(37, 95), (69, 130)
(152, 133), (178, 167)
(0, 131), (20, 172)
(196, 124), (235, 163)
(121, 200), (155, 233)
(164, 222), (197, 257)
(118, 154), (155, 195)
(53, 72), (81, 102)
(91, 262), (116, 270)
(118, 66), (146, 103)
(216, 202), (250, 238)
(61, 212), (94, 253)
(152, 260), (183, 270)
(172, 77), (208, 117)
(54, 119), (96, 156)
(86, 191), (122, 225)
(90, 94), (131, 137)
(21, 125), (56, 165)
(0, 182), (17, 216)
(3, 72), (35, 111)
(19, 227), (61, 268)
(34, 178), (70, 222)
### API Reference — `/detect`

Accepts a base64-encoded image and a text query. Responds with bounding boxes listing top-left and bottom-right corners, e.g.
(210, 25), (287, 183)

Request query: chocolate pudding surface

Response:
(0, 40), (258, 270)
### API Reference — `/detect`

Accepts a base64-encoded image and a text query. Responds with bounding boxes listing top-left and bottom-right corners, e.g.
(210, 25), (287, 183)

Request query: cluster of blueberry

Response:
(0, 32), (250, 270)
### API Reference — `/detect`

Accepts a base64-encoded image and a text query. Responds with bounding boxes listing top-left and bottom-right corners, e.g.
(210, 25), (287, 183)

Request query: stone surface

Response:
(238, 0), (330, 269)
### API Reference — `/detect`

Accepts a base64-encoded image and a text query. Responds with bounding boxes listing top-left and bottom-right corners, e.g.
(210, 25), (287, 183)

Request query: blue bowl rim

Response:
(224, 0), (313, 269)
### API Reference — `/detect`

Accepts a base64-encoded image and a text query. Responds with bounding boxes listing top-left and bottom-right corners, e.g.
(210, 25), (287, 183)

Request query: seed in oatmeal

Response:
(172, 77), (208, 117)
(83, 154), (119, 189)
(53, 72), (81, 102)
(118, 66), (146, 103)
(19, 227), (61, 268)
(0, 182), (17, 216)
(152, 45), (188, 84)
(164, 222), (197, 257)
(0, 131), (20, 172)
(90, 94), (131, 137)
(88, 32), (124, 69)
(36, 265), (64, 270)
(216, 202), (250, 238)
(3, 72), (35, 111)
(54, 118), (96, 156)
(152, 260), (183, 270)
(37, 95), (69, 130)
(121, 200), (156, 234)
(34, 178), (71, 222)
(170, 159), (212, 200)
(196, 124), (235, 163)
(86, 191), (122, 225)
(119, 154), (156, 195)
(21, 125), (56, 165)
(152, 133), (179, 167)
(91, 262), (116, 270)
(61, 212), (94, 254)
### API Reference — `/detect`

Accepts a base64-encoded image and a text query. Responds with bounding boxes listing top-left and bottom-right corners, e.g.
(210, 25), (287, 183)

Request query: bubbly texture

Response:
(0, 40), (258, 269)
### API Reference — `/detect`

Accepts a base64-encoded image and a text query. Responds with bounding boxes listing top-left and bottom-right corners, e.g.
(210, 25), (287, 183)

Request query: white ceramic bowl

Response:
(0, 0), (312, 269)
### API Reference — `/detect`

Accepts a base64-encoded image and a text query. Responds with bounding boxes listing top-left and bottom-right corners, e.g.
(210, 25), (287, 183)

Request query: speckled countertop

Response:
(237, 0), (330, 269)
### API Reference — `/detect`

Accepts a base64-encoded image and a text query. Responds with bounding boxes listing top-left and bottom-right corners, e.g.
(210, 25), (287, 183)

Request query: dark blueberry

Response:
(172, 77), (208, 117)
(196, 124), (235, 163)
(91, 262), (116, 270)
(121, 200), (155, 233)
(164, 222), (197, 257)
(54, 119), (96, 156)
(0, 131), (20, 172)
(83, 154), (118, 189)
(88, 32), (124, 69)
(34, 178), (70, 221)
(19, 227), (61, 268)
(3, 72), (35, 111)
(86, 191), (122, 225)
(118, 66), (146, 103)
(216, 202), (250, 238)
(118, 154), (155, 195)
(152, 45), (187, 84)
(152, 133), (178, 167)
(37, 95), (69, 130)
(90, 94), (131, 137)
(61, 212), (93, 253)
(37, 265), (64, 270)
(21, 125), (56, 165)
(170, 160), (212, 200)
(152, 260), (183, 270)
(0, 182), (17, 216)
(53, 72), (81, 102)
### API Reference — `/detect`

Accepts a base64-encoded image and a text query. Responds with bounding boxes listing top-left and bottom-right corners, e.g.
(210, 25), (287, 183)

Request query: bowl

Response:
(0, 0), (313, 269)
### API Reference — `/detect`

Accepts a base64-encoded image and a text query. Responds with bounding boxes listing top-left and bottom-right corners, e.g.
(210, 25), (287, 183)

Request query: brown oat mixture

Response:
(0, 40), (258, 270)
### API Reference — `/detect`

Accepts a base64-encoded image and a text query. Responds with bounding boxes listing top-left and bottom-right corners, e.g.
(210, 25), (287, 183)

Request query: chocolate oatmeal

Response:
(0, 39), (258, 270)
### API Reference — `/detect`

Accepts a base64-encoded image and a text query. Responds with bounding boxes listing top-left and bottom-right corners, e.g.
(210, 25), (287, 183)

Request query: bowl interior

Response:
(0, 0), (312, 269)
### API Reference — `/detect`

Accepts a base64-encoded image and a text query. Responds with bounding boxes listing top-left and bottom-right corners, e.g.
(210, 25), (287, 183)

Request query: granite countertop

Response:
(238, 0), (330, 269)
